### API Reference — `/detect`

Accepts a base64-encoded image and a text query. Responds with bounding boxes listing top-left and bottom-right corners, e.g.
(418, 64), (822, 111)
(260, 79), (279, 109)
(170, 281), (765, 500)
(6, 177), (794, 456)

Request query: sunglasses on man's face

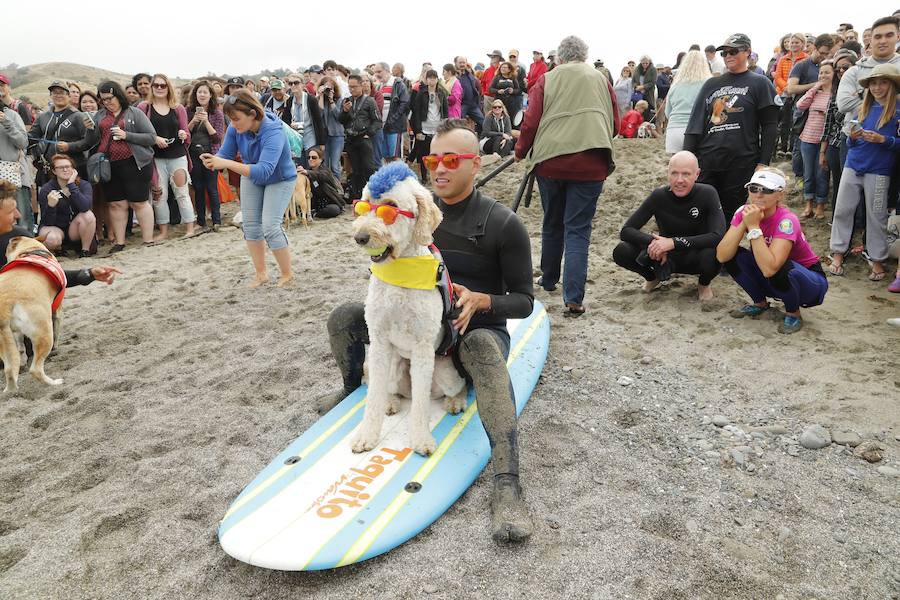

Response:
(422, 153), (477, 171)
(746, 184), (779, 194)
(352, 200), (415, 225)
(720, 48), (744, 57)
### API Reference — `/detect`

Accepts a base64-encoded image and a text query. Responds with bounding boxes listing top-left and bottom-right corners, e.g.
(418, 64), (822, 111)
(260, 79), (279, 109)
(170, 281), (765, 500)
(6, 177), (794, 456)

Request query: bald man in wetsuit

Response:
(317, 119), (535, 543)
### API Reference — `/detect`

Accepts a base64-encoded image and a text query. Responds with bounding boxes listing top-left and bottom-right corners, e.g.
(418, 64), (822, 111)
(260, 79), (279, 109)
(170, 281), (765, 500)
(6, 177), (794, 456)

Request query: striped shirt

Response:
(796, 86), (831, 145)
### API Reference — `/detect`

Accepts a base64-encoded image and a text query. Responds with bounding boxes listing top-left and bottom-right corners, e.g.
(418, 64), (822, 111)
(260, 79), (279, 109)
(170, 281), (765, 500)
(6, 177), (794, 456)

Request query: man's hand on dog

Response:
(452, 283), (491, 335)
(90, 266), (123, 284)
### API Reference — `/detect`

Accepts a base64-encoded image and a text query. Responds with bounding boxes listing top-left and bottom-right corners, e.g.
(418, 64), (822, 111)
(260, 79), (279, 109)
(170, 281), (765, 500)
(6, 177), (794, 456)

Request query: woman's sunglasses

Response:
(353, 200), (415, 225)
(746, 184), (779, 194)
(152, 83), (168, 89)
(421, 153), (477, 171)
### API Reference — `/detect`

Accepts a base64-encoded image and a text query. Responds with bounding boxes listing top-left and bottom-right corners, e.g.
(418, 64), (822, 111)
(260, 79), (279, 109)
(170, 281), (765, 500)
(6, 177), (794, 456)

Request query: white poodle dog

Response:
(351, 163), (467, 456)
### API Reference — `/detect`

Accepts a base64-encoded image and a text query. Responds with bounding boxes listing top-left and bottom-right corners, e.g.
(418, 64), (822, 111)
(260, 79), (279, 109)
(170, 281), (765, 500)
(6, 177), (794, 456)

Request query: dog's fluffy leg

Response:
(408, 345), (437, 456)
(1, 324), (21, 393)
(435, 358), (467, 414)
(352, 340), (392, 453)
(385, 355), (406, 416)
(27, 310), (62, 386)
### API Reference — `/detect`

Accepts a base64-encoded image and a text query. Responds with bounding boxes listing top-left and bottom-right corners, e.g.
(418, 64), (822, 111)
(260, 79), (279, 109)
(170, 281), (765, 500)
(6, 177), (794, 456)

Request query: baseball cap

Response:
(744, 170), (786, 191)
(48, 80), (68, 92)
(307, 65), (323, 74)
(259, 76), (270, 82)
(226, 76), (245, 86)
(716, 33), (751, 51)
(749, 52), (759, 61)
(832, 48), (859, 63)
(533, 50), (543, 56)
(547, 49), (557, 58)
(0, 74), (9, 85)
(487, 49), (504, 59)
(269, 79), (284, 89)
(508, 49), (519, 59)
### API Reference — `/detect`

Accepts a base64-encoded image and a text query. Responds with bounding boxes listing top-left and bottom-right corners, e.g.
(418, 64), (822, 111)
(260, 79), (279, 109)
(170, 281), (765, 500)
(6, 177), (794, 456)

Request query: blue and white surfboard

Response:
(218, 301), (550, 571)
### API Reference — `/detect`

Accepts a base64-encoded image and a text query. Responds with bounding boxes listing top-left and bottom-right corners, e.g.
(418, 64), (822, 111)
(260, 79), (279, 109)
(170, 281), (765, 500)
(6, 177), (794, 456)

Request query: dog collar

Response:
(370, 254), (441, 290)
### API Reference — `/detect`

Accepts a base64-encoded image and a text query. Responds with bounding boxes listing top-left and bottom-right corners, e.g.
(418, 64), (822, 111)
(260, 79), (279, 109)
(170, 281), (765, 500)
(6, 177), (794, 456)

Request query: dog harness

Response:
(0, 249), (68, 313)
(369, 244), (460, 356)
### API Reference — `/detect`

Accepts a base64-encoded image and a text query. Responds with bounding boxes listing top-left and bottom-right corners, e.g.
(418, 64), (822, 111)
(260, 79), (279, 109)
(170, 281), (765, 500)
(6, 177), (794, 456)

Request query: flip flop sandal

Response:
(869, 270), (887, 282)
(828, 263), (844, 276)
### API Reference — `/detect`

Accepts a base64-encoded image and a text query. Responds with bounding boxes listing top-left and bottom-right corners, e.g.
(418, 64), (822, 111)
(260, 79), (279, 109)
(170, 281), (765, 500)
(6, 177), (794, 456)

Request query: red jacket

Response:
(526, 61), (548, 93)
(620, 109), (644, 139)
(514, 73), (620, 181)
(0, 251), (67, 313)
(481, 65), (498, 96)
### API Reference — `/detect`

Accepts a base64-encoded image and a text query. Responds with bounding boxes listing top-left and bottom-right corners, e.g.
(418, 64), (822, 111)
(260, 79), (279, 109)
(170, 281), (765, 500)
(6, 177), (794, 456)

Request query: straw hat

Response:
(859, 63), (900, 88)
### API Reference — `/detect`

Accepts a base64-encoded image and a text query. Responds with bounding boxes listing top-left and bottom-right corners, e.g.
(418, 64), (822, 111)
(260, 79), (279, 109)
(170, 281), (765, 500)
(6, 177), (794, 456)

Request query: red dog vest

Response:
(0, 250), (67, 313)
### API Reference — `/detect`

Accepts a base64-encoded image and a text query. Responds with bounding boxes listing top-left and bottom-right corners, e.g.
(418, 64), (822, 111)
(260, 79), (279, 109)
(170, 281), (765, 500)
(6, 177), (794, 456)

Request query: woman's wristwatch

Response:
(747, 228), (764, 241)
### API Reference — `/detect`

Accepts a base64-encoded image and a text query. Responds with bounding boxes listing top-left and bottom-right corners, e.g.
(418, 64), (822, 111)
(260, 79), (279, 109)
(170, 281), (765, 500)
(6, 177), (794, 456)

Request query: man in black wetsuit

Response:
(317, 119), (535, 544)
(612, 151), (726, 301)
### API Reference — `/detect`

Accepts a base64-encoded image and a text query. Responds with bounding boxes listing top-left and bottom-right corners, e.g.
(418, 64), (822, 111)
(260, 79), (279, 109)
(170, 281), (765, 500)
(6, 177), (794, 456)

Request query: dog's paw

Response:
(3, 384), (18, 394)
(385, 396), (400, 416)
(443, 394), (467, 415)
(410, 431), (436, 456)
(351, 432), (378, 454)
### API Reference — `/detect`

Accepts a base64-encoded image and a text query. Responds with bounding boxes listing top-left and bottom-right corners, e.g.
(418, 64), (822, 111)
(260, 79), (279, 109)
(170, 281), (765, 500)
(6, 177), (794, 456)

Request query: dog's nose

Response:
(354, 232), (370, 246)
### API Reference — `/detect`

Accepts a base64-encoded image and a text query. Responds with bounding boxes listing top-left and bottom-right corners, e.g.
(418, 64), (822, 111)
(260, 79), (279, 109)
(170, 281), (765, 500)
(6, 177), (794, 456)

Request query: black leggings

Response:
(482, 136), (512, 156)
(612, 241), (721, 286)
(326, 302), (519, 476)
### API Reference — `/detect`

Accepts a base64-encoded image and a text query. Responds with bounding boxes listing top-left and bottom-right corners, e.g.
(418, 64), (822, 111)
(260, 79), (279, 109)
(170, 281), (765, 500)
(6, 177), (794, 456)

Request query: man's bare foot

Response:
(642, 279), (660, 292)
(249, 274), (269, 288)
(698, 285), (713, 302)
(276, 275), (294, 288)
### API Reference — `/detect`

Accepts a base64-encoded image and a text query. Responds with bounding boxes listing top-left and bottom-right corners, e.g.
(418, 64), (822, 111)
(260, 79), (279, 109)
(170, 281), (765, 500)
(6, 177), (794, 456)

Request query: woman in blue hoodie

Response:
(201, 90), (297, 288)
(828, 64), (900, 282)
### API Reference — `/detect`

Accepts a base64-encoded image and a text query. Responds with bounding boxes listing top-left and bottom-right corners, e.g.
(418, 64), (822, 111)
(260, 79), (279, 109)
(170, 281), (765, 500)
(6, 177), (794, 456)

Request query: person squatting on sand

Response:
(515, 35), (620, 317)
(613, 151), (725, 301)
(716, 168), (828, 335)
(36, 154), (96, 257)
(317, 120), (535, 544)
(201, 90), (296, 288)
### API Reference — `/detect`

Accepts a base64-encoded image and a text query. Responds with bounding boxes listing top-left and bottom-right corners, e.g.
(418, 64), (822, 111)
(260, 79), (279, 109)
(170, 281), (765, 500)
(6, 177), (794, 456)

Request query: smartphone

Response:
(164, 137), (176, 145)
(848, 120), (862, 134)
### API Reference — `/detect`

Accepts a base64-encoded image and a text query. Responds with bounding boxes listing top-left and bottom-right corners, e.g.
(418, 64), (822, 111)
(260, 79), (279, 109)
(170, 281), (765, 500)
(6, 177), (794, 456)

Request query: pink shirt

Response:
(796, 86), (830, 144)
(731, 205), (819, 268)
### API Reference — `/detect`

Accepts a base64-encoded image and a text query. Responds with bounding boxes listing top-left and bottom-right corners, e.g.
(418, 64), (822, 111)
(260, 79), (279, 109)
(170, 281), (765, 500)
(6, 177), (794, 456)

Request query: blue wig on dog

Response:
(366, 162), (418, 200)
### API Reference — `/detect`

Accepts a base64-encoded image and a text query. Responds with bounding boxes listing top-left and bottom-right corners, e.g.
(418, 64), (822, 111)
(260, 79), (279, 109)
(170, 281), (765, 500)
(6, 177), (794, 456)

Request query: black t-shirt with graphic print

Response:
(684, 70), (778, 171)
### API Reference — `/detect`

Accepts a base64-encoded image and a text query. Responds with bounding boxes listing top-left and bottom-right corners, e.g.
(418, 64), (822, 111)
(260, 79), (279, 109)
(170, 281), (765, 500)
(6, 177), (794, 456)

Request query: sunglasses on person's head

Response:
(352, 200), (415, 225)
(720, 48), (744, 57)
(152, 83), (167, 89)
(746, 184), (779, 194)
(422, 153), (477, 171)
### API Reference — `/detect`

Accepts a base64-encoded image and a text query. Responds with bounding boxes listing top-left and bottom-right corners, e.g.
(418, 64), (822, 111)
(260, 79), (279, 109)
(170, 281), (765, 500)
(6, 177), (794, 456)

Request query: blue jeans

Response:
(726, 247), (828, 313)
(239, 177), (294, 250)
(15, 186), (33, 232)
(536, 176), (604, 305)
(191, 161), (220, 226)
(377, 131), (399, 160)
(800, 141), (828, 204)
(371, 130), (384, 167)
(325, 135), (344, 179)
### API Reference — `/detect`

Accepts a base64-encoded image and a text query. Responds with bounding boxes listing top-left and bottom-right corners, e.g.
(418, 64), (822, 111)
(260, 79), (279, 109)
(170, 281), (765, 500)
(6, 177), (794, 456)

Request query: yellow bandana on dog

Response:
(370, 254), (441, 290)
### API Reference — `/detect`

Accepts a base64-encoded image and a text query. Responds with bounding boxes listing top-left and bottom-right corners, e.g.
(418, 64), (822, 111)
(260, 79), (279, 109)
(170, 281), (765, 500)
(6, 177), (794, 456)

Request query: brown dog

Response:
(284, 174), (312, 228)
(0, 236), (66, 392)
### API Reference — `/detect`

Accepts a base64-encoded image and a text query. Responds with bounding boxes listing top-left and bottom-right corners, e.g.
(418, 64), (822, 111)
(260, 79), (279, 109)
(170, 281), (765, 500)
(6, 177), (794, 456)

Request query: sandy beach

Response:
(1, 137), (898, 600)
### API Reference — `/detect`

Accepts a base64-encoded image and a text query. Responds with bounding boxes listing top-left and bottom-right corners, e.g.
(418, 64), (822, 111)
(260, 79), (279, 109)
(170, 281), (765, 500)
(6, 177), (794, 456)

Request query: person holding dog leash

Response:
(318, 119), (536, 545)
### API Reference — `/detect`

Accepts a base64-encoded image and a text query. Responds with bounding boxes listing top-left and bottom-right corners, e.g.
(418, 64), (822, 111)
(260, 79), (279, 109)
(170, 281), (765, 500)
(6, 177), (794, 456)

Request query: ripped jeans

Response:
(151, 155), (196, 225)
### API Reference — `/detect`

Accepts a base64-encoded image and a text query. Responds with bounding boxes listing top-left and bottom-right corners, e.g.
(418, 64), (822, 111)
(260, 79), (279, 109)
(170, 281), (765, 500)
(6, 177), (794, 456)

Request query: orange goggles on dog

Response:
(352, 200), (415, 225)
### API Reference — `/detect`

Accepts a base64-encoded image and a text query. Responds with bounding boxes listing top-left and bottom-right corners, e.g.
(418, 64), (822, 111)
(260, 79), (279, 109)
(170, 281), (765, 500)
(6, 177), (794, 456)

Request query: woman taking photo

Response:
(795, 60), (834, 219)
(316, 75), (345, 180)
(664, 50), (711, 154)
(37, 154), (96, 257)
(187, 80), (226, 231)
(201, 90), (297, 288)
(143, 73), (199, 240)
(828, 64), (900, 283)
(442, 63), (463, 119)
(717, 168), (828, 335)
(410, 69), (448, 181)
(489, 61), (522, 126)
(93, 81), (157, 252)
(481, 100), (515, 156)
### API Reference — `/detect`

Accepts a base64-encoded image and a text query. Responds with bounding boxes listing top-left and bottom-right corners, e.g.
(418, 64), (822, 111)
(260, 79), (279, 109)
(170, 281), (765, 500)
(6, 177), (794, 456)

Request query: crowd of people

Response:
(1, 14), (899, 543)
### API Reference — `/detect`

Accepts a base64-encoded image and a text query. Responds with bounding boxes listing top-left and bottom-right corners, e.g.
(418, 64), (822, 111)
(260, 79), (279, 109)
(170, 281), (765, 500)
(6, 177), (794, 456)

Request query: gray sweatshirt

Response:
(836, 53), (900, 120)
(92, 105), (157, 170)
(0, 106), (27, 162)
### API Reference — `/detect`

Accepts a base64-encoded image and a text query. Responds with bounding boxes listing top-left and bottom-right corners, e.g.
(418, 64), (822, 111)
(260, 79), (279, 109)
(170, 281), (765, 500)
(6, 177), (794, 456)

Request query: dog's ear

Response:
(35, 235), (47, 243)
(413, 186), (443, 247)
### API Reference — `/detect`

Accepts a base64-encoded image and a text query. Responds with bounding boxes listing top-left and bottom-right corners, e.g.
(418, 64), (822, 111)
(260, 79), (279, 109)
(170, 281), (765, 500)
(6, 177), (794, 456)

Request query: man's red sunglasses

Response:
(421, 153), (477, 171)
(353, 200), (415, 225)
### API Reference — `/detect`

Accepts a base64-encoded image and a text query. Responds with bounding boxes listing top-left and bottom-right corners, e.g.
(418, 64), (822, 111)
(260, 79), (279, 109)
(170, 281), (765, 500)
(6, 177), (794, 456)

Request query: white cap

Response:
(744, 170), (786, 191)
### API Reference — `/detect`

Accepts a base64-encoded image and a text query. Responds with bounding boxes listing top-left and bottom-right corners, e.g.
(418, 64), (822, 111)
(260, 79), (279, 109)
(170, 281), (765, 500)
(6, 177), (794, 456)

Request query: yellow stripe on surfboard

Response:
(333, 308), (547, 568)
(222, 398), (367, 520)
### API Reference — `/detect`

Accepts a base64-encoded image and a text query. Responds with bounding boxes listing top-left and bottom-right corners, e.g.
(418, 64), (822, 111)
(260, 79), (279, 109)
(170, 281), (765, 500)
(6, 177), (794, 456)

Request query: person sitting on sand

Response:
(296, 146), (343, 219)
(613, 151), (725, 301)
(620, 100), (647, 138)
(716, 167), (828, 334)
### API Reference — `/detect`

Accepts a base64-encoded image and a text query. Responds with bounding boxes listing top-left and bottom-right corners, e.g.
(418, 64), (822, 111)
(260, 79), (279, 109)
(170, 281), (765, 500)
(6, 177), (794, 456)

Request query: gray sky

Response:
(4, 3), (887, 80)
